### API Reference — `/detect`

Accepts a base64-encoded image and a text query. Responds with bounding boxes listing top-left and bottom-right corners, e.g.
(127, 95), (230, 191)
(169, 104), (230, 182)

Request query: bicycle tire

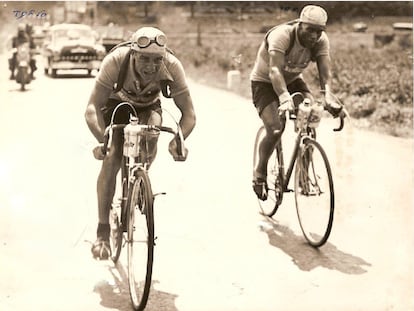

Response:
(110, 158), (128, 263)
(110, 205), (123, 263)
(127, 169), (154, 311)
(294, 138), (334, 247)
(253, 126), (283, 217)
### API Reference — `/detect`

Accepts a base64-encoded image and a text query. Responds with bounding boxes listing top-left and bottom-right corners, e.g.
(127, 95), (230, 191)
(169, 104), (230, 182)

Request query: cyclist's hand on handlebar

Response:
(278, 99), (295, 114)
(278, 92), (295, 117)
(93, 144), (106, 160)
(93, 127), (112, 160)
(168, 138), (188, 162)
(325, 101), (343, 118)
(324, 92), (343, 118)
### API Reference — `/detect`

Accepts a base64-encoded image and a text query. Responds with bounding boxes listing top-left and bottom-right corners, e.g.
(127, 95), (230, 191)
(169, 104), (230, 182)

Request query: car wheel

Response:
(51, 69), (57, 78)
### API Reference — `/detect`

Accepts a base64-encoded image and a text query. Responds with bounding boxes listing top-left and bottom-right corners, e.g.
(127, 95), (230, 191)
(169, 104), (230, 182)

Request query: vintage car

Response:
(42, 23), (106, 77)
(95, 24), (126, 52)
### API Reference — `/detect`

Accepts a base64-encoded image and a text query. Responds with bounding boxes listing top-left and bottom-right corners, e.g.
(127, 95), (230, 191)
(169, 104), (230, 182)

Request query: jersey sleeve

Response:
(165, 55), (189, 98)
(95, 50), (122, 90)
(267, 25), (292, 55)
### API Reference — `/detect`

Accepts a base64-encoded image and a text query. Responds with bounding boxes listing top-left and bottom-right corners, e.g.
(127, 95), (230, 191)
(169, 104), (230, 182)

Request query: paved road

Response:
(0, 54), (413, 311)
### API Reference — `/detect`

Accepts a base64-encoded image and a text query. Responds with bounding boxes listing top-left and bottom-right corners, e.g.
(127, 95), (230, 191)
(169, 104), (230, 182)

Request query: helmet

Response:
(131, 27), (167, 55)
(299, 5), (328, 29)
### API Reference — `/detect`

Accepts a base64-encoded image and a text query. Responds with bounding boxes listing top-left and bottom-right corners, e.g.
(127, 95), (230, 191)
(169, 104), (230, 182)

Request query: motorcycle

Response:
(14, 43), (32, 91)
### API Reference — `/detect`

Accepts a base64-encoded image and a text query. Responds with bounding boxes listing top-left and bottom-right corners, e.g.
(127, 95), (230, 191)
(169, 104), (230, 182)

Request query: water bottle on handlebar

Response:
(295, 98), (312, 131)
(123, 115), (141, 158)
(308, 100), (324, 128)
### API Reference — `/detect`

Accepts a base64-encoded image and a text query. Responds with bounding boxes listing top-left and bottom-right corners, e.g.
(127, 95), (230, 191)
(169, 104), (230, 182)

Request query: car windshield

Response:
(53, 28), (95, 43)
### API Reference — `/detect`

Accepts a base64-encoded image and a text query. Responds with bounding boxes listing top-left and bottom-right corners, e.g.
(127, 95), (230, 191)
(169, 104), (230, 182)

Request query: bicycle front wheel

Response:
(253, 126), (283, 217)
(127, 170), (154, 311)
(294, 138), (334, 247)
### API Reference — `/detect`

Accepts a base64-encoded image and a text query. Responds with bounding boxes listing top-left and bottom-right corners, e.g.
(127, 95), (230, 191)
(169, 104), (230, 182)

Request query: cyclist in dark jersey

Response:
(250, 5), (342, 200)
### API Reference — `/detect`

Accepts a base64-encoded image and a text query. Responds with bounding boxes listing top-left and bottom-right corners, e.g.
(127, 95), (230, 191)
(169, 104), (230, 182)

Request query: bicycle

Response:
(101, 102), (185, 311)
(253, 92), (346, 247)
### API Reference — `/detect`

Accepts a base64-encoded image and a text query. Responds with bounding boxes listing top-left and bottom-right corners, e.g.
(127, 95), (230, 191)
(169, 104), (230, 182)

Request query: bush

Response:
(173, 31), (413, 137)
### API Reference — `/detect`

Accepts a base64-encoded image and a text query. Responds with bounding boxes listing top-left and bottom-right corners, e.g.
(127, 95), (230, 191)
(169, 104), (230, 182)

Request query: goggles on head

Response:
(136, 34), (167, 48)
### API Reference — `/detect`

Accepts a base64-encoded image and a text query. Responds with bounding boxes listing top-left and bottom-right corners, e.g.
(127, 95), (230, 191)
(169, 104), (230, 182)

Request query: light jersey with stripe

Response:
(250, 23), (329, 85)
(95, 46), (189, 107)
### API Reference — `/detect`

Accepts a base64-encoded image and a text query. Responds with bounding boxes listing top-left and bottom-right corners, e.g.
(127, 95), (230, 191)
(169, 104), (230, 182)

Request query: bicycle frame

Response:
(276, 126), (315, 194)
(276, 91), (346, 194)
(102, 102), (185, 227)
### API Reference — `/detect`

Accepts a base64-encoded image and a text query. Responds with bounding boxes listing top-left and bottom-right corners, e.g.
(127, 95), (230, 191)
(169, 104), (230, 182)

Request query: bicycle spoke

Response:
(295, 139), (334, 247)
(127, 172), (154, 311)
(253, 126), (282, 217)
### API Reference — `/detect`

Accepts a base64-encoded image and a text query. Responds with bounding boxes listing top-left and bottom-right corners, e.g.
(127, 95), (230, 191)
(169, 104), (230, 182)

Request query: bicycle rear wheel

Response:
(253, 126), (283, 217)
(110, 203), (123, 263)
(294, 138), (334, 247)
(127, 169), (154, 311)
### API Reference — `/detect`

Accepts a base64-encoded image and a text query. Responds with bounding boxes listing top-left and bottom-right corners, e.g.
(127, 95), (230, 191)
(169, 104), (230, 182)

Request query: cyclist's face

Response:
(133, 52), (164, 81)
(298, 23), (324, 48)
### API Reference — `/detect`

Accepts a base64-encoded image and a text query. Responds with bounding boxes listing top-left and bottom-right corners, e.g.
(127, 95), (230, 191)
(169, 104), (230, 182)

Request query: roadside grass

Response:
(2, 3), (411, 138)
(164, 16), (413, 138)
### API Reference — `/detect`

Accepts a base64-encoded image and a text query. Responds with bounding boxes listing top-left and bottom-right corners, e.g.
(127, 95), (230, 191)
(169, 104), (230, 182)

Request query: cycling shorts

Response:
(251, 78), (310, 116)
(102, 98), (162, 127)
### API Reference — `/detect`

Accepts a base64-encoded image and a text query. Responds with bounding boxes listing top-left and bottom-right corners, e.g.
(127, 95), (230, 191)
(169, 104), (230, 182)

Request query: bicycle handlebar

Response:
(102, 123), (186, 161)
(98, 101), (186, 161)
(280, 91), (347, 132)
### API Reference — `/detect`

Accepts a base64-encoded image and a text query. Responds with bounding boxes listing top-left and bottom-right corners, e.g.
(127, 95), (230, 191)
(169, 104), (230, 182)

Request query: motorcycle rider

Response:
(8, 23), (36, 80)
(25, 23), (38, 79)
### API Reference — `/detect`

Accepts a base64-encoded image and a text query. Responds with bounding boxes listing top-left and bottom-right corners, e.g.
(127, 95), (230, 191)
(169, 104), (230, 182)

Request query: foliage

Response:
(169, 27), (413, 138)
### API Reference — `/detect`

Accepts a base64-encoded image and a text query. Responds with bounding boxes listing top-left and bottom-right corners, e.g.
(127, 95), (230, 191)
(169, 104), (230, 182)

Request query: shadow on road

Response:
(259, 216), (371, 274)
(93, 261), (179, 311)
(7, 86), (34, 92)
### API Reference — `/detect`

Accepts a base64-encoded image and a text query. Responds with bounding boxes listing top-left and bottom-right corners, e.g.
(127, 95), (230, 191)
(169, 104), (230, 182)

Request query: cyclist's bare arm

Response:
(316, 55), (332, 93)
(268, 50), (295, 113)
(316, 55), (343, 112)
(172, 90), (196, 139)
(85, 82), (112, 143)
(168, 91), (195, 161)
(269, 50), (289, 97)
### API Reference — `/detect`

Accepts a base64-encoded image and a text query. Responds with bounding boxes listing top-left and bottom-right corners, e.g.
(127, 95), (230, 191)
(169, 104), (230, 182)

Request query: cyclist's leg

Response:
(93, 130), (123, 259)
(256, 103), (284, 177)
(9, 53), (16, 79)
(92, 99), (130, 259)
(251, 81), (285, 199)
(136, 102), (162, 167)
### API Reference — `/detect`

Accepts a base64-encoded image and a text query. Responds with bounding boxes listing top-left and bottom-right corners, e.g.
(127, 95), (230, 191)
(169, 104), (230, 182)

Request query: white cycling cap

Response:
(299, 5), (328, 28)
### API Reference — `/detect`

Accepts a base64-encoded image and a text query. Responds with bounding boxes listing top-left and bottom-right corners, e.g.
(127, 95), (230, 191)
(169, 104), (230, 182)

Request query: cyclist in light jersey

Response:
(85, 27), (196, 259)
(250, 5), (342, 200)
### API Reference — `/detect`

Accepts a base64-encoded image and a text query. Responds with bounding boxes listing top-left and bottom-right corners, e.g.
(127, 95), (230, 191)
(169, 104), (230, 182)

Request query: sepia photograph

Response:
(0, 1), (413, 310)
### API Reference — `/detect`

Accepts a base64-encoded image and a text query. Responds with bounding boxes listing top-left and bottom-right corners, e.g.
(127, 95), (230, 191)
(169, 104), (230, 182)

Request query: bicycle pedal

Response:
(285, 188), (294, 192)
(154, 192), (167, 197)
